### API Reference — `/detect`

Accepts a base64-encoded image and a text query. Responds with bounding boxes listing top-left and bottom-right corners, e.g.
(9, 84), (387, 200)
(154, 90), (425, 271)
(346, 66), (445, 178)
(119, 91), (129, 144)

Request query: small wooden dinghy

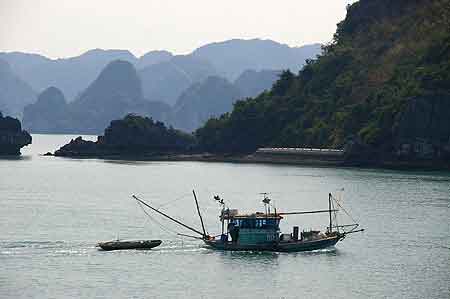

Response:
(98, 239), (162, 251)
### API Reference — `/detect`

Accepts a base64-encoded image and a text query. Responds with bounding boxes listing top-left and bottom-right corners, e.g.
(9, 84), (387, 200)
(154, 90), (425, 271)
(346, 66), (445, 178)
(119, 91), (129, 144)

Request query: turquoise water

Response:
(1, 134), (449, 298)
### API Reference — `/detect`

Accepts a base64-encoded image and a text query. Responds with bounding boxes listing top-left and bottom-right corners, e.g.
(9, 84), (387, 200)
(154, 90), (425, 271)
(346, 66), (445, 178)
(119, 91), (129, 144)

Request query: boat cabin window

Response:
(262, 219), (279, 229)
(232, 218), (279, 229)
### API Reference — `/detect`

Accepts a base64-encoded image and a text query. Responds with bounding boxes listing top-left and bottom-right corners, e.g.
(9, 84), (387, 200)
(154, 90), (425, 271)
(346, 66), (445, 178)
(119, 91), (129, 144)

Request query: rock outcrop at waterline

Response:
(54, 114), (195, 157)
(0, 112), (32, 155)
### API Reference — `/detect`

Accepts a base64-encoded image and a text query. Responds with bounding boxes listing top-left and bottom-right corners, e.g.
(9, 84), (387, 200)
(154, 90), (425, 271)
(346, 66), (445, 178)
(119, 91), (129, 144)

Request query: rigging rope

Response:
(136, 200), (180, 236)
(331, 194), (359, 224)
(156, 193), (191, 209)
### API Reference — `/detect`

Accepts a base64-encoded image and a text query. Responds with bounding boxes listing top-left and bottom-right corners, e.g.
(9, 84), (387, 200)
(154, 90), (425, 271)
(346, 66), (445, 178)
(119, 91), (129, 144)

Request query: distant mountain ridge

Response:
(233, 69), (280, 99)
(1, 39), (321, 104)
(0, 49), (172, 101)
(23, 59), (281, 133)
(168, 70), (280, 132)
(139, 55), (219, 105)
(192, 39), (321, 80)
(23, 61), (171, 134)
(7, 39), (322, 133)
(171, 76), (243, 132)
(0, 59), (36, 118)
(22, 87), (68, 133)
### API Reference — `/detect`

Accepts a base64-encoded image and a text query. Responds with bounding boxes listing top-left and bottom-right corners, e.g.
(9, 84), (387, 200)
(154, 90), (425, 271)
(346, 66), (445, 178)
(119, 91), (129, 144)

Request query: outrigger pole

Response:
(132, 195), (205, 237)
(192, 190), (207, 238)
(278, 209), (338, 216)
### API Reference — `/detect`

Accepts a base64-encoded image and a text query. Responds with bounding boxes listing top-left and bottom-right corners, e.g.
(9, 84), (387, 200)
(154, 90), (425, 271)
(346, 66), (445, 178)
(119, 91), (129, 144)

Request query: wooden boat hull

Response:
(98, 240), (162, 251)
(276, 236), (340, 252)
(203, 235), (341, 252)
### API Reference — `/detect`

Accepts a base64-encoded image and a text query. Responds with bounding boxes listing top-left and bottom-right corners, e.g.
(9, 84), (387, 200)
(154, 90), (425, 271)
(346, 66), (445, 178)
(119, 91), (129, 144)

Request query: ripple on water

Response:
(0, 240), (93, 258)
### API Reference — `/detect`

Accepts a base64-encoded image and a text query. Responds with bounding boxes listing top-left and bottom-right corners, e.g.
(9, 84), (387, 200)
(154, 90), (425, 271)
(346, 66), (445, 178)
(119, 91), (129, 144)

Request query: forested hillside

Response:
(197, 0), (450, 163)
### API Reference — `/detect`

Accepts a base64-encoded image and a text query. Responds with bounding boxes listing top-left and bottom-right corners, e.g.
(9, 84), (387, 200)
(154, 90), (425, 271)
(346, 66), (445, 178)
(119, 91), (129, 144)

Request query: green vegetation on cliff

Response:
(196, 0), (450, 162)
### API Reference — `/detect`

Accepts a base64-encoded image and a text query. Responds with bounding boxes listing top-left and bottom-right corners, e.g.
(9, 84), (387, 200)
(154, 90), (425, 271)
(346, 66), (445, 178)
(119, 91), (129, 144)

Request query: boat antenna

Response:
(132, 195), (205, 237)
(214, 195), (226, 235)
(213, 195), (224, 206)
(192, 190), (207, 238)
(261, 192), (271, 214)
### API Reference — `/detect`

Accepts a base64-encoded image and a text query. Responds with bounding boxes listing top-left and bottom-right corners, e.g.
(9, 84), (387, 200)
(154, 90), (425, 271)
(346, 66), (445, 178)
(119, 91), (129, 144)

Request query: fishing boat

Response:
(97, 239), (162, 251)
(132, 191), (363, 252)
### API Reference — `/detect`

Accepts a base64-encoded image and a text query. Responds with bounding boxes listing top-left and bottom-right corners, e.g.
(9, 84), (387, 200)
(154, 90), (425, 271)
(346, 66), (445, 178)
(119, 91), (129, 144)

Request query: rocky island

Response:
(0, 112), (32, 155)
(55, 114), (195, 158)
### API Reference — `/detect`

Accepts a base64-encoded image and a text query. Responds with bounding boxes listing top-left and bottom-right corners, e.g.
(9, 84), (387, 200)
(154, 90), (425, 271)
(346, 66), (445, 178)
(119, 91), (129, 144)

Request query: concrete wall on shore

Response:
(255, 148), (344, 160)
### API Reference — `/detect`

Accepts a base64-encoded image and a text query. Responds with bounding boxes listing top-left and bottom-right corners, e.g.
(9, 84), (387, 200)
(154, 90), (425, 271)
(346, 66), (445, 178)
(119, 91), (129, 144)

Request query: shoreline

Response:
(51, 152), (450, 172)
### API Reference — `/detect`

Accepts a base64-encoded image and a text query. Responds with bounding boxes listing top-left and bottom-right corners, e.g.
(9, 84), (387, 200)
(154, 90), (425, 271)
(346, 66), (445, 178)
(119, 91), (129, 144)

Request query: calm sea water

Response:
(1, 134), (449, 299)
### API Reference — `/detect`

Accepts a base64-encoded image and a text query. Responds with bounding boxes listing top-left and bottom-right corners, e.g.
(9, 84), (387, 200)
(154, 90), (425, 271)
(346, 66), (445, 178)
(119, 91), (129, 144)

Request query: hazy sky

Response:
(0, 0), (357, 59)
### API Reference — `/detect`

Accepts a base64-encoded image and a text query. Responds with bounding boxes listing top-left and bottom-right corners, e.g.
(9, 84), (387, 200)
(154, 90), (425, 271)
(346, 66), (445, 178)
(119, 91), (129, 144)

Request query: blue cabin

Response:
(221, 210), (282, 245)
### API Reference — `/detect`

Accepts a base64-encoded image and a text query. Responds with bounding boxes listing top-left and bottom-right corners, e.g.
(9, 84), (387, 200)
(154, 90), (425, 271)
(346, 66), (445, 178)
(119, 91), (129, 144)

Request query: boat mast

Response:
(328, 193), (333, 233)
(192, 190), (207, 238)
(132, 195), (205, 237)
(214, 195), (226, 236)
(221, 207), (225, 235)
